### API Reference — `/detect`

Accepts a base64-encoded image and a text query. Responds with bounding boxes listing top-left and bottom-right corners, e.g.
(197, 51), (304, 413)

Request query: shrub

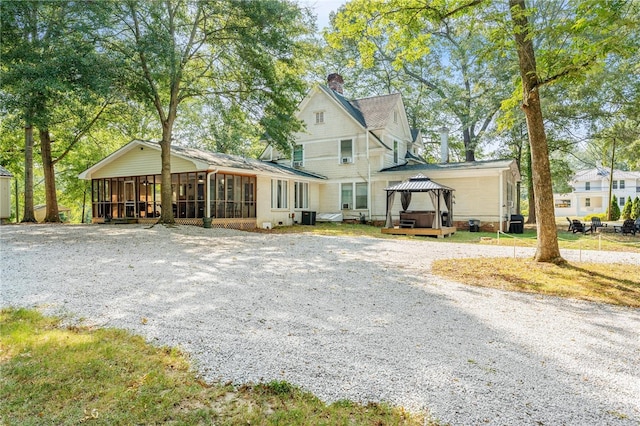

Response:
(583, 212), (607, 222)
(621, 196), (633, 220)
(632, 196), (640, 220)
(607, 197), (621, 221)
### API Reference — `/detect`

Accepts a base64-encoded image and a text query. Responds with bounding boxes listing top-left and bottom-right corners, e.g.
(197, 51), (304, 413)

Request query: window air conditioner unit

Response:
(293, 161), (303, 168)
(342, 157), (351, 164)
(342, 203), (351, 209)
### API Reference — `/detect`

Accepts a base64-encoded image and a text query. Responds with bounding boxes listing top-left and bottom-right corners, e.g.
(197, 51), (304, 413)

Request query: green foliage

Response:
(607, 197), (621, 221)
(621, 196), (633, 220)
(632, 196), (640, 220)
(583, 212), (607, 222)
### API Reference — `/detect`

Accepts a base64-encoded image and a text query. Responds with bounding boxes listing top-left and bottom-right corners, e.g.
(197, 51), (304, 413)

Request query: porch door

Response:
(124, 180), (137, 218)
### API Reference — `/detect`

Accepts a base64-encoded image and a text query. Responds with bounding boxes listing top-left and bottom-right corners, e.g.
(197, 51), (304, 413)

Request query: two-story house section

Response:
(261, 74), (521, 231)
(261, 73), (424, 220)
(553, 167), (640, 217)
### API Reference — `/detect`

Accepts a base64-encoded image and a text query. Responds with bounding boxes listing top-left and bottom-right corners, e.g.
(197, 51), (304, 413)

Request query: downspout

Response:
(499, 170), (504, 232)
(205, 169), (218, 218)
(366, 129), (371, 221)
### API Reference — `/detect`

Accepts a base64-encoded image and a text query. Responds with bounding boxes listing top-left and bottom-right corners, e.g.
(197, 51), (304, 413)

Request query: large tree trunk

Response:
(510, 0), (562, 263)
(21, 123), (37, 222)
(159, 120), (175, 225)
(39, 129), (61, 223)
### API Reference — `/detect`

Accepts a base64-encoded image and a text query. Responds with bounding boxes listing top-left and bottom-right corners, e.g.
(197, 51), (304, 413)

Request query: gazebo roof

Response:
(384, 174), (454, 192)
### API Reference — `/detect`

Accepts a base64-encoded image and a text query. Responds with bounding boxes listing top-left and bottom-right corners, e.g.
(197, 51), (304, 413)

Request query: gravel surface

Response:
(1, 224), (639, 425)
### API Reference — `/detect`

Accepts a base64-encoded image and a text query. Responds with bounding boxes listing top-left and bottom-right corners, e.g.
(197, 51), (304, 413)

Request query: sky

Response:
(300, 0), (345, 30)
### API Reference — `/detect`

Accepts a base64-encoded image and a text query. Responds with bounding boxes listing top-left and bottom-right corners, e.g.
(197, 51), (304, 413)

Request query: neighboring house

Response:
(79, 140), (325, 229)
(0, 165), (12, 222)
(261, 74), (521, 231)
(554, 168), (640, 217)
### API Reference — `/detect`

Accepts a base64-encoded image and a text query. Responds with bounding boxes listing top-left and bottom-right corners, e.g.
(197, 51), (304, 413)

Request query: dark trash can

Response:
(203, 217), (212, 228)
(509, 214), (524, 234)
(469, 219), (480, 232)
(302, 211), (316, 225)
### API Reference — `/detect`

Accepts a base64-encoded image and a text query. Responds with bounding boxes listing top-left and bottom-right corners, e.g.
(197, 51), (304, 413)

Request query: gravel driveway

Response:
(1, 224), (639, 425)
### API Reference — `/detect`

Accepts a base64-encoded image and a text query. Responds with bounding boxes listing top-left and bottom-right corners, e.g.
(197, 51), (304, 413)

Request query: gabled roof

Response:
(79, 140), (327, 180)
(0, 165), (13, 177)
(404, 150), (427, 164)
(572, 168), (640, 182)
(318, 85), (419, 148)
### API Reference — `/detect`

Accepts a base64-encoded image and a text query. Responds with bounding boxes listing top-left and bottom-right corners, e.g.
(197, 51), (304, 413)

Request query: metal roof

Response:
(0, 165), (13, 177)
(385, 174), (454, 192)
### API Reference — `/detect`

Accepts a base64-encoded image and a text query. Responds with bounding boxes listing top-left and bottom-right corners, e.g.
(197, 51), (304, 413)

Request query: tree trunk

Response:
(606, 139), (615, 221)
(39, 129), (61, 223)
(510, 0), (562, 263)
(21, 124), (37, 222)
(159, 121), (175, 225)
(462, 127), (475, 162)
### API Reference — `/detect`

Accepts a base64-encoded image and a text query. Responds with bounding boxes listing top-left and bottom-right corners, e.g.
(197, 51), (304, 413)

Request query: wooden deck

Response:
(381, 226), (457, 238)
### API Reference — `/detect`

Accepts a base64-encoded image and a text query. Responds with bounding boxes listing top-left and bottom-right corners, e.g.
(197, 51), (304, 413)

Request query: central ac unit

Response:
(342, 203), (351, 209)
(293, 160), (303, 168)
(341, 157), (351, 164)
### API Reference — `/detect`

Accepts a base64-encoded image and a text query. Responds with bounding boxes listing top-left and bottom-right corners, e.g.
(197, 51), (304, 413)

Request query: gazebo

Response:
(382, 173), (456, 238)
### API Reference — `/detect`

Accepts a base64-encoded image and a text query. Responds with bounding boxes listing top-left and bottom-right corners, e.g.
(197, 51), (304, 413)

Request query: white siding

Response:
(92, 147), (198, 178)
(0, 177), (11, 219)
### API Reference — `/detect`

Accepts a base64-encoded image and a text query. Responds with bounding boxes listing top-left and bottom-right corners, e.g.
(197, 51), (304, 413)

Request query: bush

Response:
(583, 212), (607, 222)
(621, 196), (633, 220)
(632, 196), (640, 220)
(607, 197), (621, 221)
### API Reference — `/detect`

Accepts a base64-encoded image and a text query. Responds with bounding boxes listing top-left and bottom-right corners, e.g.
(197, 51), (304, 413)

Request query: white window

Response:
(341, 183), (353, 209)
(394, 110), (398, 124)
(619, 197), (625, 206)
(393, 141), (399, 164)
(271, 179), (288, 209)
(613, 180), (618, 189)
(340, 139), (353, 163)
(294, 182), (308, 209)
(355, 182), (368, 209)
(620, 180), (625, 189)
(315, 111), (324, 124)
(585, 198), (591, 207)
(340, 182), (367, 209)
(585, 182), (591, 190)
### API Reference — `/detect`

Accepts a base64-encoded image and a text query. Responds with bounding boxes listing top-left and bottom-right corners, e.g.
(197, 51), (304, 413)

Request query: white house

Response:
(554, 168), (640, 217)
(81, 74), (521, 232)
(261, 74), (521, 231)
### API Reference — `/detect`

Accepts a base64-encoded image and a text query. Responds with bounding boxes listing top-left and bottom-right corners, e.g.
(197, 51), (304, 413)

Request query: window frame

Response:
(315, 111), (324, 124)
(294, 181), (309, 209)
(393, 141), (399, 164)
(585, 182), (591, 191)
(271, 179), (289, 210)
(340, 182), (368, 210)
(340, 139), (353, 164)
(613, 180), (618, 189)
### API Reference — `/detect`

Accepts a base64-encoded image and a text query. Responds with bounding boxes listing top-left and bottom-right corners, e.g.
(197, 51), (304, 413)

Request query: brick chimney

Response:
(327, 73), (344, 94)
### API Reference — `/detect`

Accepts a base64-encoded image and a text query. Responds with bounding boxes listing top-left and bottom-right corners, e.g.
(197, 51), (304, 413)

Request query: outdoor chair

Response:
(590, 217), (607, 233)
(572, 219), (592, 234)
(566, 217), (573, 232)
(614, 219), (636, 236)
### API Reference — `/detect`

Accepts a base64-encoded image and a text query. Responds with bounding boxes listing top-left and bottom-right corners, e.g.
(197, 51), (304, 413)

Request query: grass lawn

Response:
(432, 258), (640, 307)
(0, 308), (428, 425)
